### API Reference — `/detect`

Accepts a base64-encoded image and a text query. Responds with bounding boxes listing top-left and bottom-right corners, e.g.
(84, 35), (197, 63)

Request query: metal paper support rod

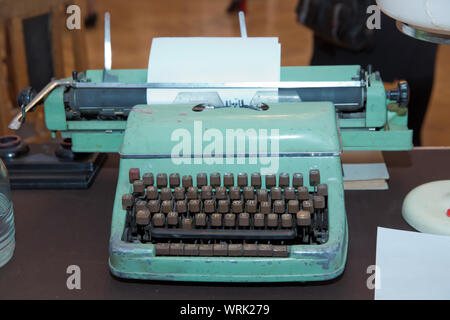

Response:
(104, 12), (112, 70)
(72, 80), (364, 89)
(239, 11), (247, 38)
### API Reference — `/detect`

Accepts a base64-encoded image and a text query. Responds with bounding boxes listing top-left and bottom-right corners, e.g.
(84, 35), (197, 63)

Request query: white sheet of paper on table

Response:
(146, 37), (281, 105)
(375, 227), (450, 300)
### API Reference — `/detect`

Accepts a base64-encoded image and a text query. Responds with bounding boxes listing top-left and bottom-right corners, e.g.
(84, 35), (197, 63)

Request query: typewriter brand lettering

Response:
(171, 121), (279, 174)
(366, 265), (381, 290)
(66, 5), (81, 30)
(66, 265), (81, 290)
(179, 304), (215, 317)
(366, 5), (381, 30)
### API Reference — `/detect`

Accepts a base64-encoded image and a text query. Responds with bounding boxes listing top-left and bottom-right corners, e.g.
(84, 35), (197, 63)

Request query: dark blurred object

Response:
(0, 136), (106, 189)
(84, 12), (98, 28)
(296, 0), (438, 146)
(22, 14), (54, 92)
(84, 0), (98, 28)
(227, 0), (246, 14)
(296, 0), (375, 51)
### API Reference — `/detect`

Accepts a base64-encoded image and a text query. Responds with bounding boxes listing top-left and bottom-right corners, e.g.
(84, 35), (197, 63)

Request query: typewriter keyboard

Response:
(122, 170), (329, 257)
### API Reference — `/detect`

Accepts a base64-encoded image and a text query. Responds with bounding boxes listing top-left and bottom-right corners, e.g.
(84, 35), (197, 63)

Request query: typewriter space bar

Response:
(151, 228), (296, 240)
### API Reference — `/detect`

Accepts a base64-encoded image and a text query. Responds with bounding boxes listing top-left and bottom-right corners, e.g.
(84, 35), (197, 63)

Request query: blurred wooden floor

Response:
(66, 0), (449, 145)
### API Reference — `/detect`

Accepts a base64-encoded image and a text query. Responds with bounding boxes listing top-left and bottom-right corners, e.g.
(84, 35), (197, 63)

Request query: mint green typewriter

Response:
(9, 17), (412, 282)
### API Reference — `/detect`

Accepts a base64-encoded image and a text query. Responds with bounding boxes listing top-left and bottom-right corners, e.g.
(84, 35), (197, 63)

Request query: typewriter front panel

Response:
(109, 102), (347, 282)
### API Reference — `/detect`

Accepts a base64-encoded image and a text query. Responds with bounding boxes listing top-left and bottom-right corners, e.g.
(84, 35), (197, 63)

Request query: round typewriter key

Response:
(160, 187), (172, 200)
(313, 195), (326, 209)
(297, 186), (309, 200)
(196, 173), (207, 187)
(169, 173), (180, 188)
(195, 213), (206, 227)
(245, 200), (257, 213)
(254, 213), (265, 227)
(260, 201), (271, 214)
(279, 173), (290, 188)
(182, 217), (193, 229)
(292, 173), (303, 187)
(133, 180), (145, 195)
(184, 244), (199, 256)
(156, 173), (168, 188)
(238, 212), (250, 227)
(258, 244), (273, 257)
(129, 168), (140, 183)
(187, 186), (198, 200)
(213, 243), (228, 256)
(229, 186), (241, 200)
(146, 186), (158, 200)
(317, 184), (328, 197)
(173, 187), (185, 200)
(232, 200), (243, 213)
(176, 200), (187, 213)
(182, 175), (193, 189)
(224, 213), (236, 227)
(243, 244), (258, 256)
(265, 174), (276, 188)
(284, 187), (296, 200)
(155, 243), (170, 256)
(297, 210), (311, 226)
(169, 243), (184, 256)
(281, 213), (293, 228)
(135, 200), (147, 212)
(237, 173), (248, 187)
(167, 211), (179, 226)
(267, 213), (278, 227)
(161, 200), (173, 214)
(288, 200), (300, 214)
(215, 186), (227, 200)
(218, 200), (230, 213)
(203, 199), (215, 213)
(136, 209), (151, 226)
(228, 244), (243, 256)
(188, 199), (200, 213)
(152, 213), (165, 227)
(211, 213), (222, 227)
(210, 173), (221, 187)
(201, 185), (213, 200)
(148, 200), (160, 213)
(302, 200), (314, 213)
(121, 194), (134, 209)
(257, 189), (268, 202)
(251, 172), (262, 188)
(273, 245), (289, 257)
(143, 173), (154, 186)
(309, 169), (320, 186)
(223, 173), (234, 187)
(199, 244), (213, 256)
(243, 186), (255, 200)
(270, 187), (282, 200)
(273, 200), (285, 214)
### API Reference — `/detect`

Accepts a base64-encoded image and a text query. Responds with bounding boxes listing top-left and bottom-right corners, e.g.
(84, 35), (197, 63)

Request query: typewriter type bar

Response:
(122, 170), (329, 257)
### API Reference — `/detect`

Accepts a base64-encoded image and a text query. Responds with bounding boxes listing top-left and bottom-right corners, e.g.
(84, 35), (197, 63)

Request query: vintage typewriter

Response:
(9, 14), (412, 282)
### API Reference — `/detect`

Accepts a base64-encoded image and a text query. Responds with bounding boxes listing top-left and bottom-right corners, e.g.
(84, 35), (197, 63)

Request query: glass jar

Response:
(0, 159), (15, 267)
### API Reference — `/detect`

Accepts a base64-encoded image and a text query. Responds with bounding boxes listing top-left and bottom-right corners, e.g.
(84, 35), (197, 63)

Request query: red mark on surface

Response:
(447, 209), (450, 218)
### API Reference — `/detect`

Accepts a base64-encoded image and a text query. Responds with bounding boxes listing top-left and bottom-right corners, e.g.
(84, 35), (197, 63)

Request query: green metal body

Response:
(41, 65), (412, 281)
(44, 66), (413, 152)
(109, 103), (347, 281)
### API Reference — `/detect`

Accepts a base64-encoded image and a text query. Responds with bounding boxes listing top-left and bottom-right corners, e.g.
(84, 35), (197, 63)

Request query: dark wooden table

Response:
(1, 148), (449, 299)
